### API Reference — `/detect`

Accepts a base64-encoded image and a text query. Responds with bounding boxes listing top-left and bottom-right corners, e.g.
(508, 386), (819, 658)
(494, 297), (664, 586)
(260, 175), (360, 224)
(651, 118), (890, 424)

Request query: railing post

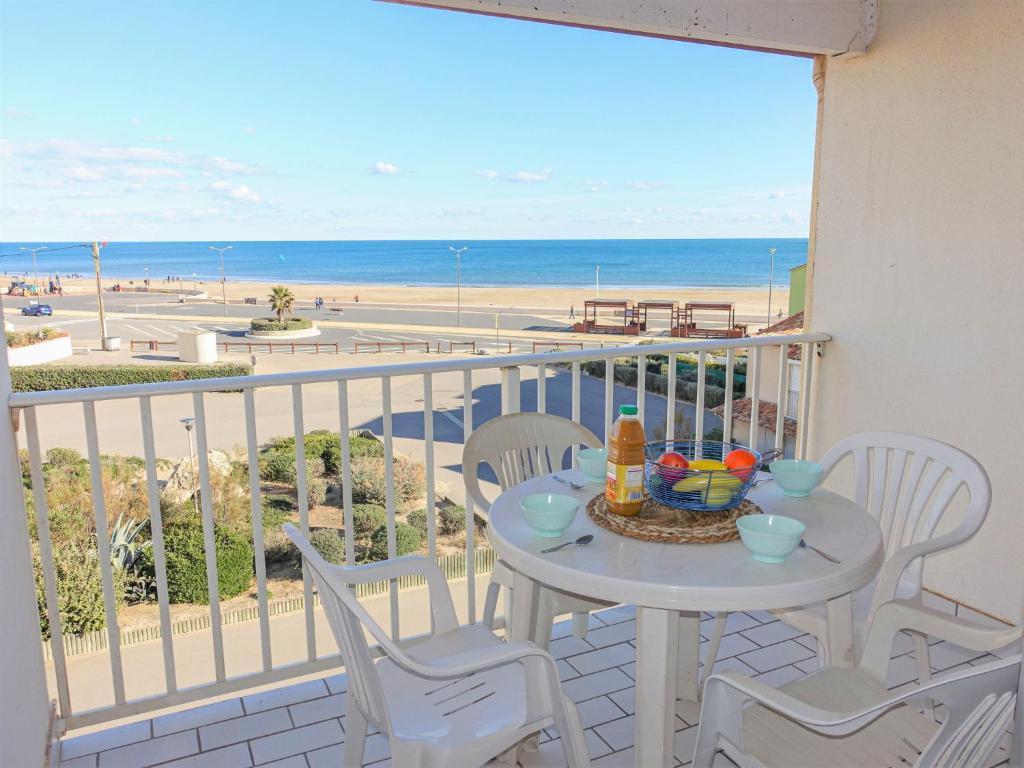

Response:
(0, 296), (51, 764)
(500, 366), (521, 414)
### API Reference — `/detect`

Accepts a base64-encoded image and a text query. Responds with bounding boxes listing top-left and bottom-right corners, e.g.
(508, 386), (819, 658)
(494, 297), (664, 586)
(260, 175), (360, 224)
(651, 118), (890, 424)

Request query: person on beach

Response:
(569, 304), (575, 319)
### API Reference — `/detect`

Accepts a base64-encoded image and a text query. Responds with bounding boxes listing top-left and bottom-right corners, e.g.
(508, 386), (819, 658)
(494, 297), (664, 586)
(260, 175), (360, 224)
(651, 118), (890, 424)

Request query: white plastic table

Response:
(487, 469), (884, 767)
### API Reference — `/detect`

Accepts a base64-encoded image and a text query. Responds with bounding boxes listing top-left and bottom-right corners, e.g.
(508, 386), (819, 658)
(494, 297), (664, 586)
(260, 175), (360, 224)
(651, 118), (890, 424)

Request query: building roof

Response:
(712, 397), (798, 439)
(756, 311), (804, 359)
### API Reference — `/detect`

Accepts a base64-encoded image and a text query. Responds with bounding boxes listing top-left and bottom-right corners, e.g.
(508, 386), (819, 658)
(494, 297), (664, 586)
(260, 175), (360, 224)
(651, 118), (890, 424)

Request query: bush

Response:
(351, 504), (387, 542)
(406, 508), (428, 535)
(438, 504), (467, 536)
(262, 495), (295, 530)
(308, 528), (345, 565)
(349, 434), (384, 459)
(250, 317), (312, 332)
(368, 522), (422, 561)
(350, 456), (425, 506)
(142, 520), (254, 604)
(5, 327), (67, 348)
(11, 363), (253, 393)
(33, 540), (123, 640)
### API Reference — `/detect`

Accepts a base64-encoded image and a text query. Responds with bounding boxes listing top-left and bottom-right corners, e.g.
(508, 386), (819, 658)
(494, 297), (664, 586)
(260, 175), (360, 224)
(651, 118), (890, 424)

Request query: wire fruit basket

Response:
(643, 440), (765, 512)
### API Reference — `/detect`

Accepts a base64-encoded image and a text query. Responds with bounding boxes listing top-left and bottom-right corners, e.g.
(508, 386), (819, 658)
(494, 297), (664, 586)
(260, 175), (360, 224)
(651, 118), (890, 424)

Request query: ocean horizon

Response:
(0, 238), (807, 289)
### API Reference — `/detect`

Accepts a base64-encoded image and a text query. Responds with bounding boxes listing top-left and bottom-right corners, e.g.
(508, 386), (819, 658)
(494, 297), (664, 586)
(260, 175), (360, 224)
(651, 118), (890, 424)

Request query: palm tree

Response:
(268, 285), (295, 322)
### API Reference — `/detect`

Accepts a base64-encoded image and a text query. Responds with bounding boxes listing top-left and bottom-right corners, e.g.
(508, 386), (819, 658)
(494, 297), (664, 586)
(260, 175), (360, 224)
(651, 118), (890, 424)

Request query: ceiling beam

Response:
(380, 0), (877, 57)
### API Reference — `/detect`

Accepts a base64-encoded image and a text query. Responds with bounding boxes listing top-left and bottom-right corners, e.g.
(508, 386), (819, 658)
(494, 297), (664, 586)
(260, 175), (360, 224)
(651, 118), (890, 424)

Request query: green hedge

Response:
(140, 520), (254, 604)
(250, 317), (312, 332)
(11, 363), (253, 393)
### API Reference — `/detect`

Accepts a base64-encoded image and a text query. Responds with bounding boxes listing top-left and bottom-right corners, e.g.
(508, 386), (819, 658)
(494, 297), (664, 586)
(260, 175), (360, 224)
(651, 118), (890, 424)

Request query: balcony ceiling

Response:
(379, 0), (878, 56)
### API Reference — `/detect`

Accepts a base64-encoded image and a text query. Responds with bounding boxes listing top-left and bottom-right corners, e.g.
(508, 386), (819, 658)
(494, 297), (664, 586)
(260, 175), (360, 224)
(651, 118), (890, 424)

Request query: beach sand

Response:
(54, 276), (789, 322)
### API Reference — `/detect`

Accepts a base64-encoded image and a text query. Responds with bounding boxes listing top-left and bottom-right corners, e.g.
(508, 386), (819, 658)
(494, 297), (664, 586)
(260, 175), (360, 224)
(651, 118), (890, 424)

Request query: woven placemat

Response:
(586, 494), (761, 544)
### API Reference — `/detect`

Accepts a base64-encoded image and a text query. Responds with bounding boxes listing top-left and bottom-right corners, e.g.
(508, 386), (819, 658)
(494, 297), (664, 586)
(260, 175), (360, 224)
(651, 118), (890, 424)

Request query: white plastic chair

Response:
(704, 432), (991, 686)
(693, 599), (1022, 768)
(464, 412), (614, 647)
(284, 524), (591, 768)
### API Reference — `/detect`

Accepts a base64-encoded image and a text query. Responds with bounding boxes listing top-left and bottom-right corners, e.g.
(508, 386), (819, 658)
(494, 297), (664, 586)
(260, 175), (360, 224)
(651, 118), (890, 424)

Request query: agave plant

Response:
(109, 513), (151, 571)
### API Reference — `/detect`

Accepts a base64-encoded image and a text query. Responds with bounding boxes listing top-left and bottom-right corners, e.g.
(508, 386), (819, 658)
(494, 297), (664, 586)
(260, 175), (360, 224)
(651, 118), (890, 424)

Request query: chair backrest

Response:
(463, 412), (602, 512)
(283, 525), (392, 732)
(819, 431), (990, 595)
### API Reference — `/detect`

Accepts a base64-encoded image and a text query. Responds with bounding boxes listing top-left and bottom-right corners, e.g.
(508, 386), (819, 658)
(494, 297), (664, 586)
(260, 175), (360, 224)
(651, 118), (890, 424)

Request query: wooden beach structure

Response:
(635, 299), (679, 333)
(673, 301), (747, 338)
(573, 298), (641, 335)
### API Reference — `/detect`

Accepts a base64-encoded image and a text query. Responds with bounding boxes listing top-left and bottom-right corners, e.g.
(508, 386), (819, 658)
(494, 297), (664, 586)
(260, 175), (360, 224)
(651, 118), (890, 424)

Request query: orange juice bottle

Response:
(605, 404), (646, 516)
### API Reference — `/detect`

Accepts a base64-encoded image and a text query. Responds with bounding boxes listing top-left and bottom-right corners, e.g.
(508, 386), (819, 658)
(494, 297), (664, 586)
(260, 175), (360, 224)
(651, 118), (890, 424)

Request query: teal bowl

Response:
(521, 493), (580, 538)
(770, 460), (824, 497)
(736, 514), (806, 563)
(577, 448), (608, 483)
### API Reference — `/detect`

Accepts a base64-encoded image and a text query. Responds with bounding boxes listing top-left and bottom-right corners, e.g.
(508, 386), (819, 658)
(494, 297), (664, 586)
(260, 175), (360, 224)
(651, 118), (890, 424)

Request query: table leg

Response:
(826, 593), (855, 667)
(510, 571), (539, 642)
(675, 611), (701, 723)
(635, 607), (680, 768)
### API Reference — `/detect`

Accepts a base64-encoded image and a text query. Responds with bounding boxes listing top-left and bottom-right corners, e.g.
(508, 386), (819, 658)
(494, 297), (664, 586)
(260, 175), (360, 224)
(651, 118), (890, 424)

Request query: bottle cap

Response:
(619, 405), (638, 416)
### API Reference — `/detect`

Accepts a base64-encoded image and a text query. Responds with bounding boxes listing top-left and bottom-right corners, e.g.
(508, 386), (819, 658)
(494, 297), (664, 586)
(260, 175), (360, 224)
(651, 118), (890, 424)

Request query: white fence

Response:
(7, 332), (829, 731)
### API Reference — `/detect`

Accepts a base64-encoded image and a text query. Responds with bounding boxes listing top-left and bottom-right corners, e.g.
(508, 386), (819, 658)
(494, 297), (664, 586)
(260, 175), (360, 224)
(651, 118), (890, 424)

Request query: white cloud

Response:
(769, 190), (786, 199)
(66, 165), (107, 181)
(585, 180), (608, 193)
(210, 180), (262, 203)
(241, 126), (257, 134)
(4, 107), (31, 119)
(509, 168), (551, 183)
(129, 117), (143, 125)
(626, 180), (669, 191)
(207, 155), (259, 174)
(372, 161), (400, 175)
(154, 136), (176, 143)
(475, 169), (499, 179)
(123, 167), (183, 179)
(438, 206), (484, 217)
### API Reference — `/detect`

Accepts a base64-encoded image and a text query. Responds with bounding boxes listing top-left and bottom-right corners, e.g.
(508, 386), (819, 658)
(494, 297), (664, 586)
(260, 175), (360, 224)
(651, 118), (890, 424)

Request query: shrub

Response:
(351, 504), (387, 542)
(5, 327), (67, 348)
(33, 540), (122, 640)
(349, 434), (384, 459)
(368, 522), (422, 561)
(11, 363), (252, 393)
(143, 520), (254, 604)
(308, 528), (346, 565)
(350, 456), (425, 506)
(258, 447), (295, 484)
(438, 504), (467, 536)
(307, 471), (328, 508)
(406, 508), (428, 535)
(262, 495), (295, 530)
(249, 317), (312, 332)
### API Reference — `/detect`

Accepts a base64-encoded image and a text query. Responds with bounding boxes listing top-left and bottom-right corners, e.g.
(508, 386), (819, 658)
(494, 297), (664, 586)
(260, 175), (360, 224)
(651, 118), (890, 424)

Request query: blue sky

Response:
(0, 1), (816, 241)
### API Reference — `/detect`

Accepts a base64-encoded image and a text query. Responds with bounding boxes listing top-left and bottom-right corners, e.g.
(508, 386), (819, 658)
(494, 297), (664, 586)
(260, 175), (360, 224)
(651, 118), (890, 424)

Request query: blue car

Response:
(21, 304), (53, 317)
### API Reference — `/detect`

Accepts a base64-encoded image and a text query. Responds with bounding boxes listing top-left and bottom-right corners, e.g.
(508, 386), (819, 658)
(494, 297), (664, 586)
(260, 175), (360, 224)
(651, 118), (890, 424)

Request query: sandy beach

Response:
(51, 276), (788, 322)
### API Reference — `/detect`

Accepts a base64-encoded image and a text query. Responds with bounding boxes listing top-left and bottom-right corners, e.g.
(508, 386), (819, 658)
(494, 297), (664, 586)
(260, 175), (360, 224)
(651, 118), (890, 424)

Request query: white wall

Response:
(7, 334), (73, 366)
(809, 0), (1024, 622)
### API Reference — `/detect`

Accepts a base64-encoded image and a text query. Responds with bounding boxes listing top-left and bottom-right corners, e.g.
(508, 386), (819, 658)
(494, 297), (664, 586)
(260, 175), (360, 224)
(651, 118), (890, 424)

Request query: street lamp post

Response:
(180, 417), (198, 515)
(19, 246), (47, 293)
(449, 246), (468, 327)
(192, 272), (198, 295)
(766, 247), (777, 327)
(144, 266), (149, 291)
(595, 265), (600, 299)
(209, 245), (233, 317)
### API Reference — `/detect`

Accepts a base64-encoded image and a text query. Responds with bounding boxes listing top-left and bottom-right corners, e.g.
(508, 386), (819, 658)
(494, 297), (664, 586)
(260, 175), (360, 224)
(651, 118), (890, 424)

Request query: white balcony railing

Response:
(6, 332), (829, 734)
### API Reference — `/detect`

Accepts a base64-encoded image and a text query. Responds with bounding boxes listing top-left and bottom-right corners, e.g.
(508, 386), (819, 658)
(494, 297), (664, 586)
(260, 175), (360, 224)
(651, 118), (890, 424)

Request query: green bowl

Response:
(770, 460), (824, 497)
(577, 448), (608, 483)
(736, 514), (806, 563)
(520, 493), (579, 538)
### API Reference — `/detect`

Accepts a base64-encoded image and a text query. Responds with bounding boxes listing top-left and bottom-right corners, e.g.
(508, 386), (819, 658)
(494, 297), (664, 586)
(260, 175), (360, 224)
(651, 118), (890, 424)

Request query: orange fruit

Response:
(724, 449), (758, 480)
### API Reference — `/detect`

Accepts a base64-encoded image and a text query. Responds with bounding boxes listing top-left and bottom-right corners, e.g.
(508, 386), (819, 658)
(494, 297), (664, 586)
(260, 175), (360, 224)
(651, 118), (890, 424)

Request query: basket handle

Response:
(759, 449), (784, 467)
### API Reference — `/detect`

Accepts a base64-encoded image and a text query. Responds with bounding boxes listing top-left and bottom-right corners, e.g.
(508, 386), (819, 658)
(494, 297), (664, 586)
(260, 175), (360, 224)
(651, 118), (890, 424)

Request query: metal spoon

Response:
(553, 475), (586, 490)
(800, 539), (840, 564)
(542, 534), (594, 554)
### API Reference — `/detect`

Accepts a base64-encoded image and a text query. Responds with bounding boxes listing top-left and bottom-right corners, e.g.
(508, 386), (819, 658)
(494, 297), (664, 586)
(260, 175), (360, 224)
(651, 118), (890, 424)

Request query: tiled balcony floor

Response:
(59, 604), (1012, 768)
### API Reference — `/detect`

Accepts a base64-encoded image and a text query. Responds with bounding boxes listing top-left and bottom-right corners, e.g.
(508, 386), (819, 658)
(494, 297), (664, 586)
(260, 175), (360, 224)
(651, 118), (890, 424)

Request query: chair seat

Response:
(772, 577), (920, 655)
(380, 625), (547, 766)
(734, 667), (939, 767)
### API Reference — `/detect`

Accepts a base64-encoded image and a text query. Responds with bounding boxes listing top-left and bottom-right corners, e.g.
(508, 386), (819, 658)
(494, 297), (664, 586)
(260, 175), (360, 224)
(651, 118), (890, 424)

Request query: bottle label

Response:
(606, 461), (644, 505)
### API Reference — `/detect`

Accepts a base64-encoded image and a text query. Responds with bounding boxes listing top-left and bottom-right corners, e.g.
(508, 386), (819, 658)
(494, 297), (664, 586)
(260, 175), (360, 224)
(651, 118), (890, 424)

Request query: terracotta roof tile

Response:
(712, 397), (798, 439)
(756, 311), (804, 359)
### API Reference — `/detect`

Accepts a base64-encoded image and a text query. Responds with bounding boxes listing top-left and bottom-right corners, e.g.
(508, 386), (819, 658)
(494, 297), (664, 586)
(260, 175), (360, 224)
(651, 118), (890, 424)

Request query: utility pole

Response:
(449, 246), (468, 327)
(766, 247), (777, 327)
(91, 241), (110, 349)
(209, 245), (233, 317)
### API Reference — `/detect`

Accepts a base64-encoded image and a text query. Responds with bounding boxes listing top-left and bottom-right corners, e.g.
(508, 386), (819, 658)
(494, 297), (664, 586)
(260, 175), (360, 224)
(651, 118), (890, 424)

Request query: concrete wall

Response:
(8, 334), (73, 367)
(809, 0), (1024, 622)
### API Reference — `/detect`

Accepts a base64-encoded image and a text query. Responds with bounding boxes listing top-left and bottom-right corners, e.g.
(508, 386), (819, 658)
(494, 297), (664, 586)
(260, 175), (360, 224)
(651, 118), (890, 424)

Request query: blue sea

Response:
(0, 239), (806, 288)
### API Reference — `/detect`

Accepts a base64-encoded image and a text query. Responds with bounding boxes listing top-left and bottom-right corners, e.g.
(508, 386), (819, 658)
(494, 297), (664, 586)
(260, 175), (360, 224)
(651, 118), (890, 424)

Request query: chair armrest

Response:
(859, 599), (1022, 683)
(872, 532), (973, 607)
(403, 639), (555, 680)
